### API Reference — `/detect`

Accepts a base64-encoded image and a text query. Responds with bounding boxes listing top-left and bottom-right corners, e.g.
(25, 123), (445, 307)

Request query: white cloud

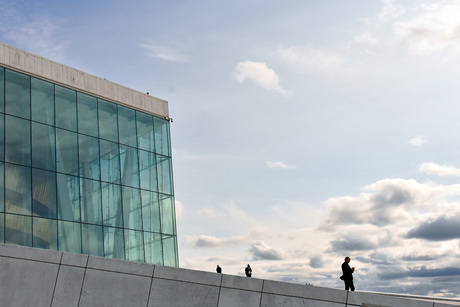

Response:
(175, 200), (184, 219)
(354, 31), (378, 45)
(393, 4), (460, 55)
(185, 234), (247, 248)
(379, 0), (406, 20)
(277, 46), (343, 74)
(141, 44), (189, 62)
(249, 240), (285, 260)
(233, 61), (292, 96)
(419, 162), (460, 177)
(409, 136), (428, 146)
(266, 161), (296, 169)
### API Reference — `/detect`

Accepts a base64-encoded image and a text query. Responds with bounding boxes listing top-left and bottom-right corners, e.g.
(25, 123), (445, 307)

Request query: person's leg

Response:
(350, 280), (355, 291)
(344, 281), (350, 291)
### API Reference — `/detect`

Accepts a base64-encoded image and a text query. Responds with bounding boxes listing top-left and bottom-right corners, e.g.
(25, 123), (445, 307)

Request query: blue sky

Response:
(2, 0), (460, 298)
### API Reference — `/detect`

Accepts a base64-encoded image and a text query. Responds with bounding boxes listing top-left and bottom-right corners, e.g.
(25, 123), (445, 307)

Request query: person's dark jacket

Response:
(341, 262), (353, 281)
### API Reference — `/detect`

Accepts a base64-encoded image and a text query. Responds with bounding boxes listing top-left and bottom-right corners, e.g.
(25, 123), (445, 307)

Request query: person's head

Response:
(247, 264), (250, 267)
(217, 265), (220, 268)
(344, 257), (350, 263)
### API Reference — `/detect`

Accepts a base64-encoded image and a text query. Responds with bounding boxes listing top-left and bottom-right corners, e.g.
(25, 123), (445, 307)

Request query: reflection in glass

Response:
(141, 191), (160, 233)
(33, 217), (57, 250)
(136, 112), (154, 152)
(82, 223), (103, 256)
(79, 134), (100, 180)
(31, 78), (54, 125)
(32, 168), (57, 218)
(118, 106), (137, 147)
(98, 99), (118, 142)
(5, 115), (31, 166)
(162, 235), (178, 267)
(122, 187), (142, 230)
(102, 183), (122, 228)
(125, 229), (144, 262)
(57, 173), (80, 222)
(77, 93), (98, 137)
(58, 220), (81, 253)
(5, 164), (31, 215)
(144, 232), (163, 265)
(0, 213), (4, 242)
(120, 145), (139, 188)
(104, 226), (124, 260)
(55, 85), (77, 131)
(80, 178), (102, 225)
(100, 140), (120, 184)
(5, 69), (30, 119)
(0, 67), (4, 113)
(0, 162), (4, 212)
(160, 195), (175, 235)
(154, 117), (171, 156)
(5, 214), (32, 247)
(0, 114), (3, 161)
(56, 128), (78, 175)
(139, 150), (157, 191)
(157, 155), (173, 195)
(32, 122), (56, 171)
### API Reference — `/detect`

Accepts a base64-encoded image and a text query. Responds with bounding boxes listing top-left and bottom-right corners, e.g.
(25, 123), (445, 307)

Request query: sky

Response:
(2, 0), (460, 298)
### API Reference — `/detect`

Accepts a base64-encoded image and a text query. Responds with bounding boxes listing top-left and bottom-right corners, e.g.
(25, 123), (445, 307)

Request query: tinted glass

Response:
(57, 173), (80, 222)
(144, 232), (163, 265)
(33, 217), (57, 250)
(100, 140), (120, 184)
(58, 220), (81, 253)
(136, 112), (154, 151)
(55, 85), (77, 131)
(77, 93), (98, 137)
(141, 191), (160, 233)
(80, 178), (102, 225)
(118, 106), (137, 147)
(32, 168), (57, 218)
(157, 155), (173, 195)
(5, 164), (31, 215)
(125, 229), (144, 262)
(5, 214), (32, 246)
(120, 145), (139, 188)
(101, 183), (122, 227)
(5, 69), (30, 119)
(32, 122), (56, 171)
(0, 67), (4, 113)
(98, 99), (118, 142)
(5, 115), (31, 166)
(139, 150), (157, 191)
(79, 134), (100, 180)
(122, 186), (142, 230)
(0, 162), (3, 212)
(160, 195), (175, 235)
(104, 226), (124, 260)
(0, 114), (3, 161)
(162, 235), (178, 267)
(154, 117), (171, 156)
(31, 78), (54, 125)
(56, 128), (78, 175)
(82, 223), (104, 256)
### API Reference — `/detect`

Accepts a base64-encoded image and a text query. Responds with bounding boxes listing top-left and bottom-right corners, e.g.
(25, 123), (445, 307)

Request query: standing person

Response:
(216, 265), (222, 273)
(245, 264), (252, 277)
(340, 256), (355, 291)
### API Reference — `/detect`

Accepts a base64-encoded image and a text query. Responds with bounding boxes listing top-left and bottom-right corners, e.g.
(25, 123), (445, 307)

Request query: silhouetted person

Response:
(245, 264), (252, 277)
(340, 256), (355, 291)
(216, 265), (222, 273)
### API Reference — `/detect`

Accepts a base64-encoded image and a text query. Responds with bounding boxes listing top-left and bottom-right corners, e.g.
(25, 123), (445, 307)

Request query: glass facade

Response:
(0, 66), (178, 266)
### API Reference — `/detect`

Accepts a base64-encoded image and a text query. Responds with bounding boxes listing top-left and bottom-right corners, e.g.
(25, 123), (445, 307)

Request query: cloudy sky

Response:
(2, 0), (460, 298)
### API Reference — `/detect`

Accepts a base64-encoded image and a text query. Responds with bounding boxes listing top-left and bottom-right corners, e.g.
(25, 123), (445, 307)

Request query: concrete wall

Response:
(1, 244), (459, 307)
(0, 41), (169, 118)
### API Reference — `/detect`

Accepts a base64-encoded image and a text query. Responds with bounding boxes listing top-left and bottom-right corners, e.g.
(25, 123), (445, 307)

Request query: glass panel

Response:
(77, 93), (98, 137)
(31, 78), (54, 125)
(82, 223), (103, 256)
(101, 183), (122, 228)
(56, 128), (78, 175)
(5, 213), (32, 247)
(122, 187), (142, 230)
(5, 115), (31, 166)
(98, 99), (118, 142)
(58, 220), (81, 253)
(141, 191), (160, 233)
(160, 195), (175, 235)
(118, 106), (137, 147)
(157, 155), (172, 195)
(0, 213), (4, 242)
(57, 173), (80, 222)
(32, 122), (56, 171)
(104, 226), (124, 260)
(32, 168), (57, 218)
(124, 229), (144, 262)
(0, 67), (4, 113)
(120, 145), (139, 188)
(5, 164), (31, 215)
(80, 178), (102, 225)
(136, 112), (154, 151)
(154, 117), (171, 156)
(79, 134), (100, 180)
(144, 232), (163, 265)
(139, 150), (157, 191)
(0, 162), (3, 212)
(5, 69), (30, 119)
(162, 235), (178, 267)
(0, 114), (3, 161)
(55, 85), (77, 131)
(33, 217), (57, 250)
(100, 140), (120, 184)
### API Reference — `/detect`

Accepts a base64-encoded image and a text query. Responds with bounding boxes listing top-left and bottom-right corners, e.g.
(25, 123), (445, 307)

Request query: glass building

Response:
(0, 44), (178, 267)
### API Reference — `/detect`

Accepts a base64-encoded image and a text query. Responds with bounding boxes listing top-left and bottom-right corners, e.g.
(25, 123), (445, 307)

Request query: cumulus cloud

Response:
(249, 240), (285, 260)
(187, 234), (247, 248)
(393, 3), (460, 55)
(379, 266), (460, 280)
(309, 256), (323, 268)
(141, 44), (189, 62)
(406, 214), (460, 241)
(409, 136), (428, 146)
(266, 161), (296, 169)
(419, 162), (460, 177)
(330, 235), (377, 252)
